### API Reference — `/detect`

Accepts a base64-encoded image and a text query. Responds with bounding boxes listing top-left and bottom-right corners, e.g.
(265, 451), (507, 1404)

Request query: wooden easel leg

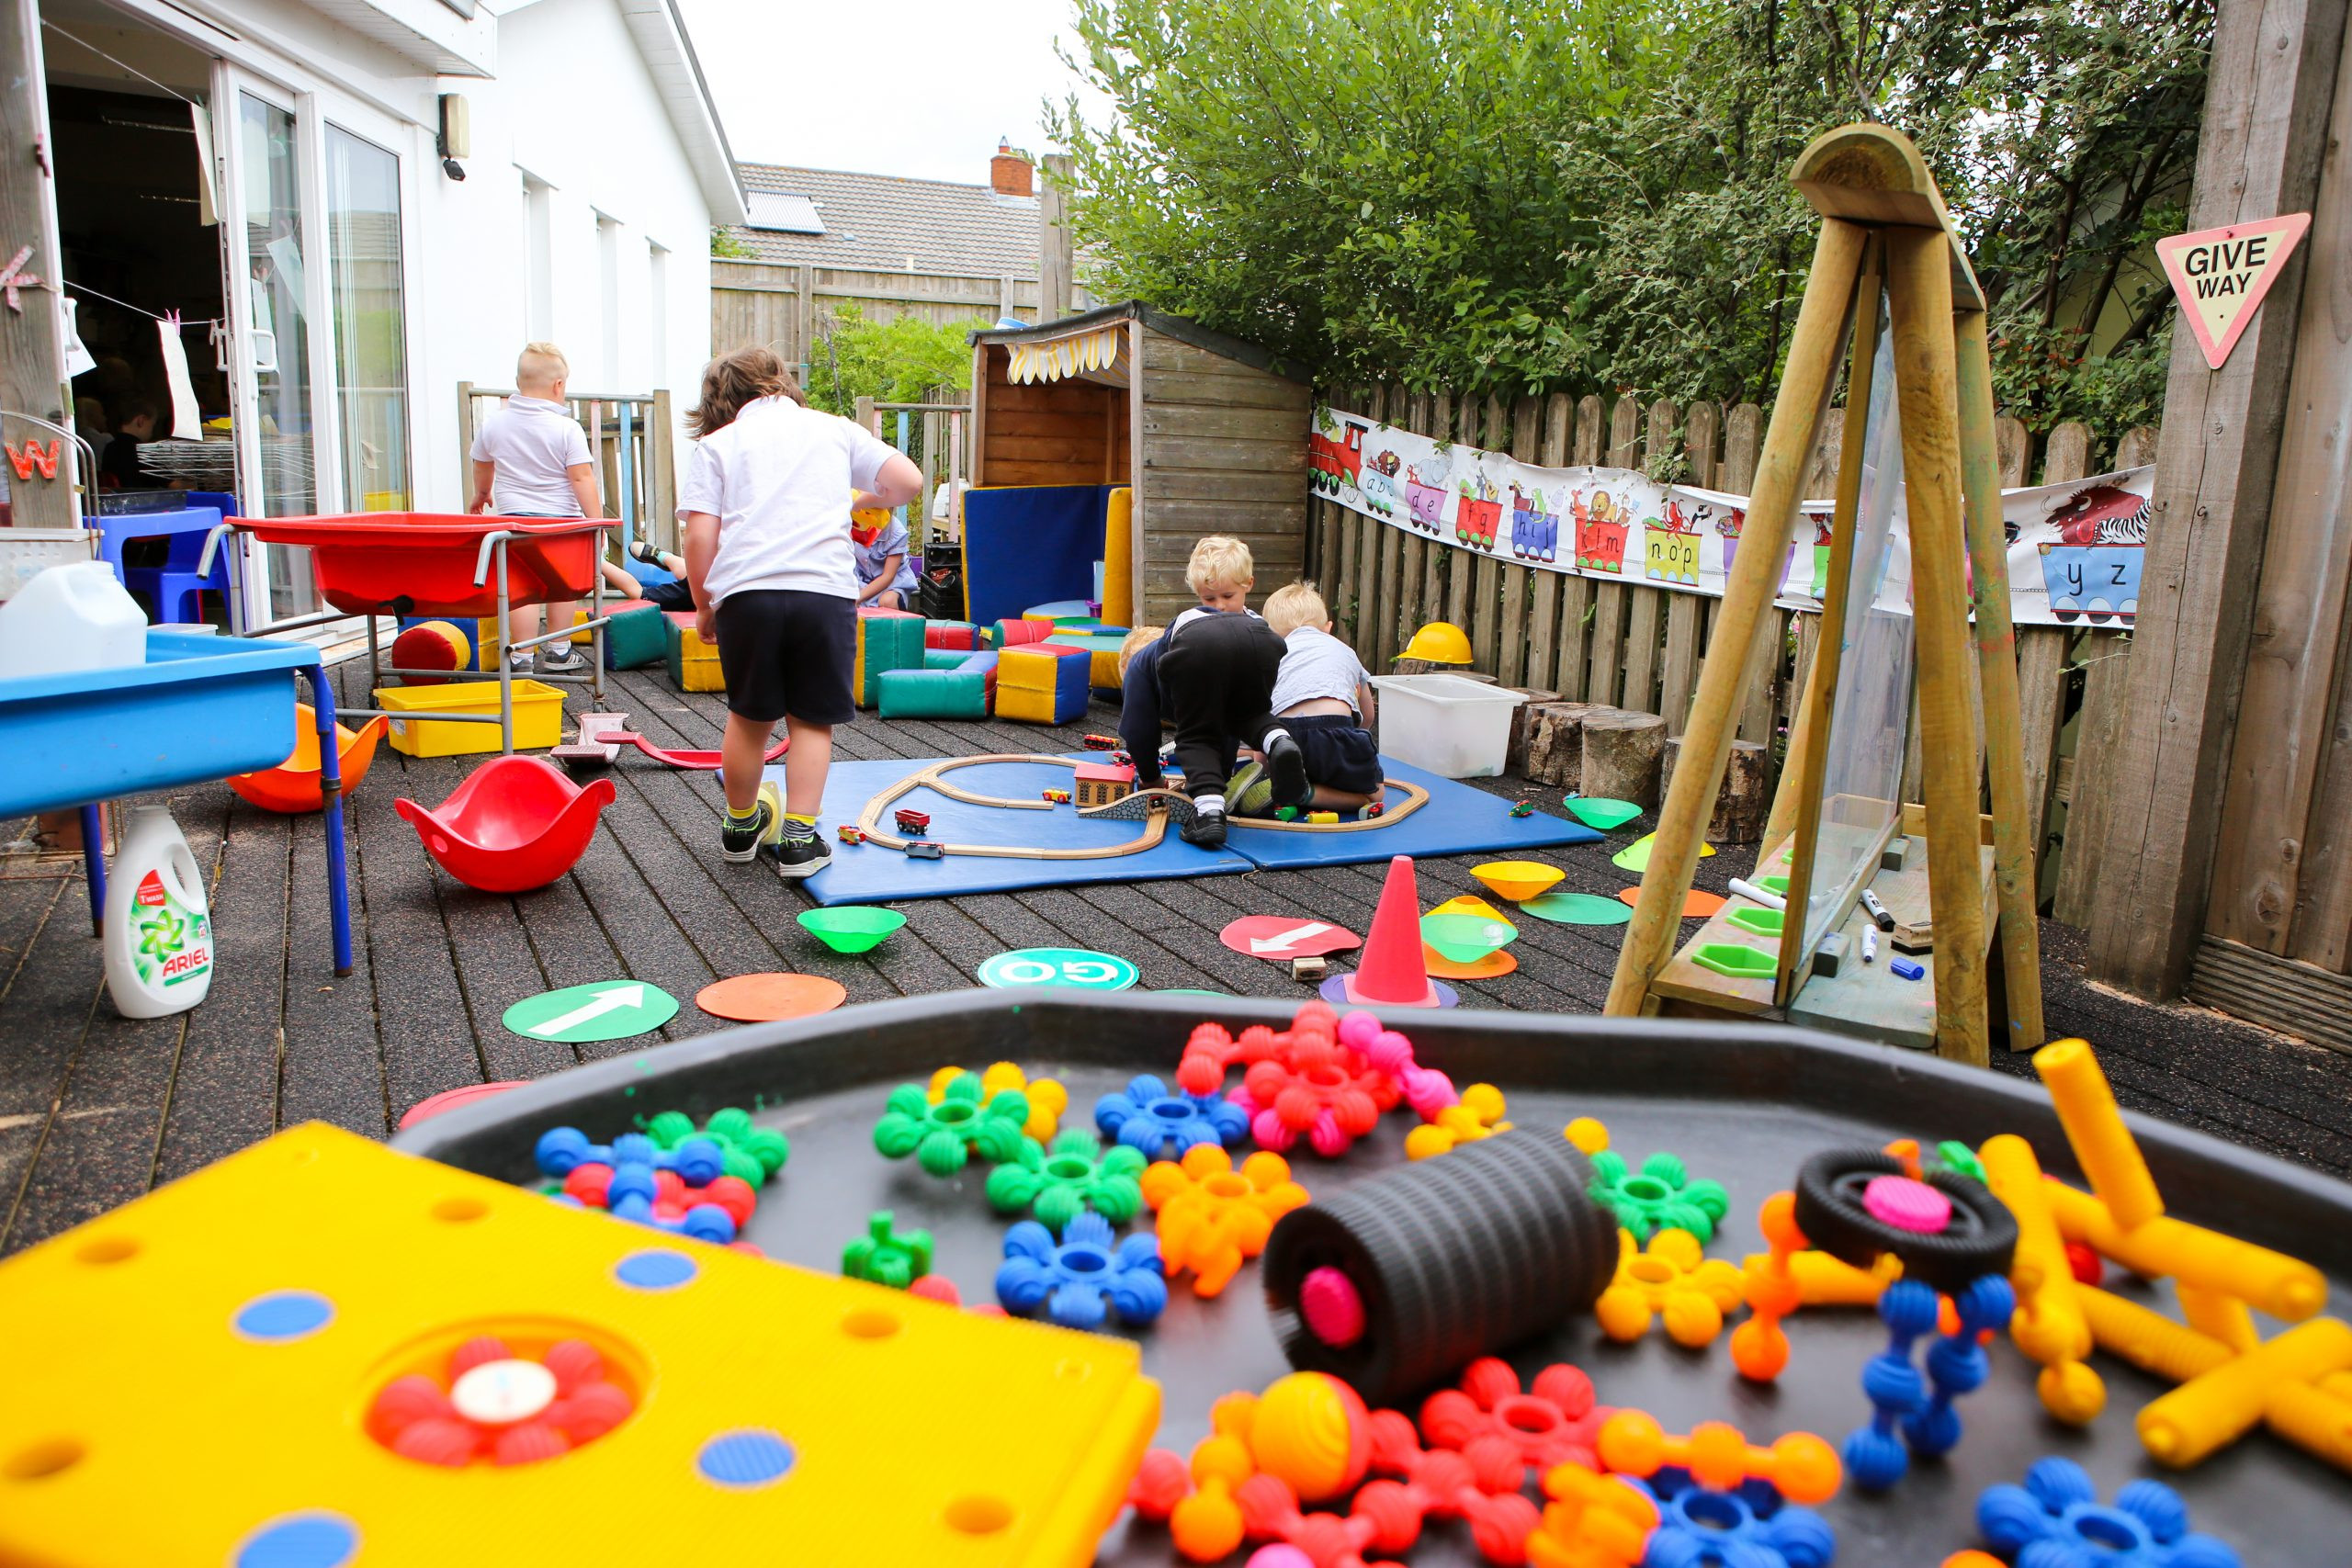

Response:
(1954, 311), (2047, 1052)
(1605, 218), (1869, 1017)
(1885, 227), (1989, 1066)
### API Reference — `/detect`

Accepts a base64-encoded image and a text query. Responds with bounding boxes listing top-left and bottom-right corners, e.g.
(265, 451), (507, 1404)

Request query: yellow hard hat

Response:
(1399, 621), (1474, 664)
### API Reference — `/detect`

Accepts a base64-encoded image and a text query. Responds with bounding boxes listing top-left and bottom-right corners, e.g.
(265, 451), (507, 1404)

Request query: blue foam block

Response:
(1218, 758), (1603, 870)
(964, 486), (1106, 628)
(783, 755), (1252, 906)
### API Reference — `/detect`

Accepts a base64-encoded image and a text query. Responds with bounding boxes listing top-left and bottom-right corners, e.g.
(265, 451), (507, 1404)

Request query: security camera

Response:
(442, 155), (467, 181)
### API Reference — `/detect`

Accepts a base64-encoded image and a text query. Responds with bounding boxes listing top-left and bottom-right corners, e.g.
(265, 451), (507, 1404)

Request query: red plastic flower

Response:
(368, 1334), (634, 1467)
(1419, 1358), (1611, 1484)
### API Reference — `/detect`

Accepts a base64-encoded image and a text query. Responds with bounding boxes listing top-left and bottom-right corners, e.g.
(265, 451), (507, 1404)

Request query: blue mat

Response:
(1222, 758), (1602, 869)
(786, 754), (1251, 906)
(784, 754), (1600, 905)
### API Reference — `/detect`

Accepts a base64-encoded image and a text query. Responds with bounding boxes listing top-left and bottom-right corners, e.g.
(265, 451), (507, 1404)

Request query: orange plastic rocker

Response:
(227, 702), (389, 814)
(1141, 1144), (1308, 1297)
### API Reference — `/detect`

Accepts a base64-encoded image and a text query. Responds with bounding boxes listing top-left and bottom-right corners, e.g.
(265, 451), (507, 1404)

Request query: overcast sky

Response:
(672, 0), (1109, 184)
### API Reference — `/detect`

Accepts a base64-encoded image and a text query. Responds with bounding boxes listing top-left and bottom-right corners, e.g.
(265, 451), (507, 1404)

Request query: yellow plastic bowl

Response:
(1471, 861), (1565, 902)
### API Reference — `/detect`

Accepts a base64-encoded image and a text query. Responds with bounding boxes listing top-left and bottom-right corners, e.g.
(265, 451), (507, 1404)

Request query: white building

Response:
(20, 0), (742, 617)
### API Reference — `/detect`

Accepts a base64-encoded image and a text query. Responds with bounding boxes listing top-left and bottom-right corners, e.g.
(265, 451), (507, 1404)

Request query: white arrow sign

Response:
(527, 983), (646, 1038)
(1250, 921), (1336, 955)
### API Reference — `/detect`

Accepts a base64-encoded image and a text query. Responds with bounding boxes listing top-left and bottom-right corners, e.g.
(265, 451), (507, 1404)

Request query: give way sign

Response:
(1219, 915), (1363, 961)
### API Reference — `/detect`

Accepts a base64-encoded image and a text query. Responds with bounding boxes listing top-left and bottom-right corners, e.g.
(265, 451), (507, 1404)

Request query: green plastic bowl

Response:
(1419, 912), (1518, 964)
(1728, 907), (1786, 938)
(797, 907), (907, 954)
(1692, 942), (1777, 978)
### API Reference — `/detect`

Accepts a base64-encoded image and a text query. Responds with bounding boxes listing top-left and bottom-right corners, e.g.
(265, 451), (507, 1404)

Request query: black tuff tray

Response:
(393, 992), (2352, 1566)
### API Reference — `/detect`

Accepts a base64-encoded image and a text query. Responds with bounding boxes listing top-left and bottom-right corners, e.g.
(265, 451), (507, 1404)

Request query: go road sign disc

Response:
(976, 947), (1139, 991)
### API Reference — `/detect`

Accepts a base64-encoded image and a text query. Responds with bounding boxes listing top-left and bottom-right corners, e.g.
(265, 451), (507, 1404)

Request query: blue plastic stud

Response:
(697, 1429), (797, 1489)
(234, 1512), (360, 1568)
(994, 1211), (1167, 1329)
(614, 1248), (698, 1291)
(232, 1291), (335, 1343)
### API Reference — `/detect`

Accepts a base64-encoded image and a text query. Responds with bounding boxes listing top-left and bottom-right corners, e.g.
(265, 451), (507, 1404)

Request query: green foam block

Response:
(601, 604), (668, 671)
(876, 668), (988, 720)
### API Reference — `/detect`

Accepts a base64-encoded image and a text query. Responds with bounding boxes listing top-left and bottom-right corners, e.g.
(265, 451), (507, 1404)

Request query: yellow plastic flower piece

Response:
(1565, 1116), (1611, 1156)
(928, 1061), (1066, 1144)
(1595, 1227), (1745, 1348)
(1406, 1083), (1511, 1160)
(1141, 1145), (1309, 1297)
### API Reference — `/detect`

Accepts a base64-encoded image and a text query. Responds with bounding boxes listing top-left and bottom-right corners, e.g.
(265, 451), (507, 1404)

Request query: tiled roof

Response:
(725, 163), (1041, 279)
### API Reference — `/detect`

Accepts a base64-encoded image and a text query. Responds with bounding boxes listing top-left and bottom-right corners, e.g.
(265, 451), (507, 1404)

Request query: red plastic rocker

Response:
(395, 755), (615, 893)
(228, 703), (390, 814)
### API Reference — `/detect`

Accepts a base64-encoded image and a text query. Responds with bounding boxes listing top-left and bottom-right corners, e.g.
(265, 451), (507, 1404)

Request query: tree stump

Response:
(1522, 702), (1602, 786)
(1581, 709), (1668, 807)
(1659, 736), (1770, 842)
(1506, 688), (1559, 773)
(1391, 660), (1496, 679)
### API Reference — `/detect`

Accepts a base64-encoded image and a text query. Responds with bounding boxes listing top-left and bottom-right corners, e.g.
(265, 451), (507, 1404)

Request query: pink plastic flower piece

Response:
(1419, 1357), (1611, 1486)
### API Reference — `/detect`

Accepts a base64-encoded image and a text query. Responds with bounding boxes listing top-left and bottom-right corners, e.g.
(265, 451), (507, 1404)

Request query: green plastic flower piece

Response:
(875, 1074), (1031, 1177)
(1934, 1139), (1986, 1184)
(644, 1111), (696, 1146)
(646, 1105), (790, 1187)
(842, 1211), (933, 1289)
(1589, 1149), (1730, 1243)
(986, 1128), (1148, 1232)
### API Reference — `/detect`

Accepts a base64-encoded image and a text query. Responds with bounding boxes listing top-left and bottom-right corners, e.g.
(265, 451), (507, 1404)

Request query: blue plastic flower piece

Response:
(1976, 1456), (2238, 1567)
(994, 1211), (1167, 1330)
(1642, 1471), (1835, 1568)
(1094, 1074), (1248, 1159)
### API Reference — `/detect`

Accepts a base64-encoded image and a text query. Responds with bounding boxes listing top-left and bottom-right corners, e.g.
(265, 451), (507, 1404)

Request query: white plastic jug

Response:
(103, 803), (214, 1018)
(0, 561), (148, 682)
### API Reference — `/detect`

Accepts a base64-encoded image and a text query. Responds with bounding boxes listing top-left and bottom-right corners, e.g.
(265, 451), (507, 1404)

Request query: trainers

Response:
(1263, 728), (1310, 808)
(536, 644), (587, 675)
(1181, 802), (1228, 849)
(764, 832), (833, 880)
(1227, 760), (1275, 818)
(629, 538), (664, 564)
(720, 782), (783, 863)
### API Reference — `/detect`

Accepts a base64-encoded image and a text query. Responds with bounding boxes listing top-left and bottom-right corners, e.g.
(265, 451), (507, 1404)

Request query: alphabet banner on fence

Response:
(1311, 405), (2153, 629)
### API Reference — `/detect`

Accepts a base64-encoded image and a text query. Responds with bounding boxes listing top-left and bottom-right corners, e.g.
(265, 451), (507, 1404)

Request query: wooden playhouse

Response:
(965, 302), (1314, 628)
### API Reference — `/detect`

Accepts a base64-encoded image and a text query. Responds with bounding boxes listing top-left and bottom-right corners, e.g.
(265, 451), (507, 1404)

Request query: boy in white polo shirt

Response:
(678, 347), (923, 876)
(468, 343), (599, 674)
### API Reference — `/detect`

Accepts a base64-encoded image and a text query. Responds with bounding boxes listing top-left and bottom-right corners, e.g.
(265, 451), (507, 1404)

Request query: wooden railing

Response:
(1305, 386), (2155, 914)
(457, 384), (678, 552)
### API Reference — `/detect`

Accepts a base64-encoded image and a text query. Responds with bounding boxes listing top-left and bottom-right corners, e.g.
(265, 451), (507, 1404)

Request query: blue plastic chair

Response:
(106, 493), (237, 624)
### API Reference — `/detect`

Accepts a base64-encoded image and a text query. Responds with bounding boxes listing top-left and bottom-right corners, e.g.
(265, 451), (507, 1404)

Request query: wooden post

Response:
(1955, 310), (2048, 1051)
(2089, 0), (2349, 998)
(1886, 225), (1989, 1066)
(1607, 217), (1868, 1018)
(1039, 153), (1074, 324)
(1, 0), (76, 529)
(650, 387), (678, 551)
(794, 265), (814, 371)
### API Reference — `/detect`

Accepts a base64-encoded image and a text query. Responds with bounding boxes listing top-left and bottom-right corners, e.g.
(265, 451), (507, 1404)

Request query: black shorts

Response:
(639, 578), (694, 611)
(1281, 713), (1383, 795)
(713, 589), (855, 726)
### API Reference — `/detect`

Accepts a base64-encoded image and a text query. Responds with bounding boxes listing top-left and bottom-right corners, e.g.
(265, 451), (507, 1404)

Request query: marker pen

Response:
(1860, 888), (1894, 931)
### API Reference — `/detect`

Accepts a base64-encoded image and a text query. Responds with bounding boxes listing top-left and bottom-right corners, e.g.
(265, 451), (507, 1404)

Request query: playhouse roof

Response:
(970, 300), (1304, 383)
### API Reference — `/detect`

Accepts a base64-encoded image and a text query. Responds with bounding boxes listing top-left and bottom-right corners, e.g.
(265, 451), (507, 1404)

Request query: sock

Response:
(779, 812), (818, 841)
(1193, 794), (1227, 815)
(727, 800), (761, 824)
(1262, 726), (1292, 749)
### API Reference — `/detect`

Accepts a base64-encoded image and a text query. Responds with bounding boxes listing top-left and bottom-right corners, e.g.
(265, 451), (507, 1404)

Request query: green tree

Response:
(802, 304), (986, 418)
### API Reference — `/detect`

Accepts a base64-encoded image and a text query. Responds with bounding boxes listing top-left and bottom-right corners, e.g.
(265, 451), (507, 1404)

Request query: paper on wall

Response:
(159, 312), (203, 440)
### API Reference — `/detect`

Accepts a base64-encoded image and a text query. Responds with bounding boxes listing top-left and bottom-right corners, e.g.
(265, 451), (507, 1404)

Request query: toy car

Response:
(1082, 733), (1119, 750)
(894, 808), (932, 834)
(904, 840), (945, 860)
(1042, 788), (1072, 804)
(838, 824), (866, 844)
(1510, 800), (1534, 818)
(1363, 801), (1385, 818)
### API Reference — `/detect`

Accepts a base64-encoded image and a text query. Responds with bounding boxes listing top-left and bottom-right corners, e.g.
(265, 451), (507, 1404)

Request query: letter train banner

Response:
(1310, 406), (2155, 629)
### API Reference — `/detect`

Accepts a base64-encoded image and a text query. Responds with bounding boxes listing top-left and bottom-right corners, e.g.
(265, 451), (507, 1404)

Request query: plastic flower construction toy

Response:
(1595, 1228), (1746, 1348)
(1095, 1073), (1249, 1159)
(1419, 1358), (1610, 1483)
(1589, 1148), (1731, 1243)
(874, 1074), (1032, 1177)
(996, 1211), (1167, 1329)
(986, 1128), (1148, 1231)
(842, 1211), (933, 1289)
(1974, 1457), (2239, 1567)
(927, 1061), (1067, 1143)
(1141, 1145), (1309, 1297)
(1405, 1083), (1511, 1161)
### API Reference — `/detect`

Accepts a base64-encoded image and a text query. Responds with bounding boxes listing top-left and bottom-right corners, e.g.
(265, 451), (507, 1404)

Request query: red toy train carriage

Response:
(1574, 491), (1630, 574)
(1308, 418), (1367, 495)
(1456, 487), (1504, 550)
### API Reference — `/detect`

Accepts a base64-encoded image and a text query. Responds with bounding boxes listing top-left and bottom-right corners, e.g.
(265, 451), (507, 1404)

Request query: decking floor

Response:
(5, 660), (2348, 1256)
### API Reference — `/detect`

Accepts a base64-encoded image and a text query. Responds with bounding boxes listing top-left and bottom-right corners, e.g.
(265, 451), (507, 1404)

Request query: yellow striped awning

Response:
(1005, 322), (1131, 388)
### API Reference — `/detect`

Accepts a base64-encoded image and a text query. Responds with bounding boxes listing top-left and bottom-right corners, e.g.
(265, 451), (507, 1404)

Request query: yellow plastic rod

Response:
(2177, 1283), (2259, 1355)
(2138, 1316), (2352, 1468)
(2263, 1380), (2352, 1472)
(2034, 1038), (2164, 1229)
(2043, 1179), (2326, 1322)
(1981, 1134), (2100, 1424)
(2078, 1285), (2231, 1383)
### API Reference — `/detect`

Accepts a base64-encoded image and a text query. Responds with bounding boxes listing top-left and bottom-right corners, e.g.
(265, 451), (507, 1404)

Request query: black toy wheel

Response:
(1792, 1148), (2018, 1296)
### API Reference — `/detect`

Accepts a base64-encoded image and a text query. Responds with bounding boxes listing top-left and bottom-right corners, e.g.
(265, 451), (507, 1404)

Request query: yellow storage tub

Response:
(375, 679), (564, 758)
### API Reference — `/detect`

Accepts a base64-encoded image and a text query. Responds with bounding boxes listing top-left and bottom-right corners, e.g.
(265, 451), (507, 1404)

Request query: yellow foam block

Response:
(665, 615), (725, 694)
(0, 1123), (1159, 1565)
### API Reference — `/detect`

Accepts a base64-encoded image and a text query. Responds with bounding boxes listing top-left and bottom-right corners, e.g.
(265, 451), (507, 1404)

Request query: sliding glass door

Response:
(325, 127), (409, 512)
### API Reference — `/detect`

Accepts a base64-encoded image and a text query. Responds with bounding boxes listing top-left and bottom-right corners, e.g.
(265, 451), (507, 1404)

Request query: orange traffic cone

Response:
(1324, 854), (1456, 1009)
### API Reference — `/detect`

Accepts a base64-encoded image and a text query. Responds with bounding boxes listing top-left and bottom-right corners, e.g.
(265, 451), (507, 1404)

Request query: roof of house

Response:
(725, 164), (1041, 279)
(616, 0), (748, 223)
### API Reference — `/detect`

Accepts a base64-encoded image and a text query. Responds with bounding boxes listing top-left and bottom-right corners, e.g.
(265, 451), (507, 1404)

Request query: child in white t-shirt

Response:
(468, 343), (599, 674)
(676, 347), (923, 877)
(1252, 581), (1382, 812)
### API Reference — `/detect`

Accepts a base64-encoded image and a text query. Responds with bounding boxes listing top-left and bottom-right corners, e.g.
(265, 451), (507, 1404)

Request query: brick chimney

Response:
(990, 138), (1034, 197)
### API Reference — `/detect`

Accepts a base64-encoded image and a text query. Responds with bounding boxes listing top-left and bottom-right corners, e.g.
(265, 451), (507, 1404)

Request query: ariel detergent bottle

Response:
(103, 803), (214, 1018)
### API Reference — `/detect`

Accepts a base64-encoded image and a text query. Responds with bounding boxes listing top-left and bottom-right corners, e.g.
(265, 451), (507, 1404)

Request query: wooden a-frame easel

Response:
(1604, 123), (2044, 1067)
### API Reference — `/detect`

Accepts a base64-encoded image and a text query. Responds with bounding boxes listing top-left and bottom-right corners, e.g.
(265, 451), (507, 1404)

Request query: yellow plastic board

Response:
(0, 1123), (1159, 1566)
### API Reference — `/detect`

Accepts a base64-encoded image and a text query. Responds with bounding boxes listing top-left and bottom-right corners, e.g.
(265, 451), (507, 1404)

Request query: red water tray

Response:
(233, 514), (606, 616)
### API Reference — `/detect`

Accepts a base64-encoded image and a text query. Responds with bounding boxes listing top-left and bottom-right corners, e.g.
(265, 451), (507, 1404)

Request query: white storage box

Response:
(0, 529), (96, 601)
(1367, 673), (1527, 778)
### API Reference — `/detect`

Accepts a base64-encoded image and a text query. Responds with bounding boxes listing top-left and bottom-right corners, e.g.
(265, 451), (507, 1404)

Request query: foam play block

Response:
(923, 620), (980, 650)
(922, 648), (973, 671)
(603, 604), (667, 671)
(398, 614), (482, 671)
(1046, 632), (1128, 693)
(958, 649), (1001, 704)
(877, 668), (989, 720)
(1023, 601), (1096, 626)
(991, 618), (1057, 650)
(1102, 485), (1134, 628)
(998, 643), (1092, 725)
(854, 613), (929, 707)
(963, 485), (1106, 628)
(569, 598), (652, 645)
(665, 613), (724, 693)
(0, 1122), (1159, 1563)
(856, 604), (920, 620)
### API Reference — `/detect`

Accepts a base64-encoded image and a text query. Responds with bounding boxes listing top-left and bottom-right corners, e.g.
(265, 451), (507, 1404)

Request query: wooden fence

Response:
(456, 384), (678, 551)
(712, 261), (1052, 369)
(1304, 387), (2155, 913)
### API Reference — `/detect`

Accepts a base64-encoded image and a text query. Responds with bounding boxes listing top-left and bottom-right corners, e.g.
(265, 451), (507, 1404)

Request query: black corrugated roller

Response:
(1260, 1127), (1616, 1406)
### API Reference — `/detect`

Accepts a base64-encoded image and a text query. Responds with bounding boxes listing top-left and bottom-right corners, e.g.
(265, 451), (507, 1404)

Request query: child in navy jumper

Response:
(1114, 536), (1308, 848)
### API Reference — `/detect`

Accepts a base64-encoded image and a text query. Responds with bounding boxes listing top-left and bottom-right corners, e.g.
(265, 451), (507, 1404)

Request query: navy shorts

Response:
(639, 578), (694, 612)
(1282, 713), (1383, 795)
(713, 589), (856, 726)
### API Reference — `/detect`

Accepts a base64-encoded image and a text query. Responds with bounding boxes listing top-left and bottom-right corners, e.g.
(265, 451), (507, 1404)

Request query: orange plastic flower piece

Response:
(1527, 1460), (1659, 1568)
(1595, 1227), (1745, 1348)
(1141, 1144), (1309, 1297)
(1405, 1082), (1511, 1160)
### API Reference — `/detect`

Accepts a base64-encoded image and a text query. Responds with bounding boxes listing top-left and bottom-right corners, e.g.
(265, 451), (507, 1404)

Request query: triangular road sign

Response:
(2156, 213), (2311, 369)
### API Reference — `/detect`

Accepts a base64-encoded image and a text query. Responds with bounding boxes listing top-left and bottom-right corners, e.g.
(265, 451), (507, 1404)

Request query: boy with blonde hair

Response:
(469, 343), (599, 674)
(1252, 582), (1383, 812)
(1114, 536), (1307, 847)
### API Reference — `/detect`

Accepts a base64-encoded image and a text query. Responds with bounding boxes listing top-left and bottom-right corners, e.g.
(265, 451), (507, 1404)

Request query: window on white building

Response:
(523, 174), (553, 342)
(648, 242), (669, 384)
(596, 213), (621, 389)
